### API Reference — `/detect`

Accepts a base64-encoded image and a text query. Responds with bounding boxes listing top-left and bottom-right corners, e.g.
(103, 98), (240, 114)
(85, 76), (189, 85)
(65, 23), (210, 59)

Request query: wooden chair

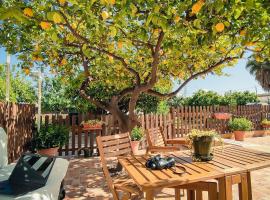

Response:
(146, 127), (187, 153)
(96, 133), (142, 200)
(146, 127), (218, 200)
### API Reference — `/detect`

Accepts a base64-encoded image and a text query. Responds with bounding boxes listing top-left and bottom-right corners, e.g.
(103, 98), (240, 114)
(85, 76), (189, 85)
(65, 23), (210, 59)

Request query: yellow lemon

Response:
(255, 47), (262, 52)
(174, 15), (181, 23)
(117, 41), (123, 49)
(255, 55), (264, 62)
(53, 13), (62, 23)
(191, 1), (204, 14)
(240, 29), (246, 36)
(40, 22), (51, 30)
(215, 22), (225, 32)
(23, 68), (30, 75)
(58, 0), (66, 6)
(220, 47), (226, 53)
(23, 8), (33, 17)
(108, 55), (114, 62)
(245, 42), (254, 47)
(101, 11), (109, 20)
(108, 0), (115, 5)
(60, 58), (67, 65)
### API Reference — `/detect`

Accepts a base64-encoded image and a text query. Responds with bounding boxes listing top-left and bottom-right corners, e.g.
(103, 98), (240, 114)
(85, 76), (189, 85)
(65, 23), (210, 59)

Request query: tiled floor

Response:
(64, 136), (270, 200)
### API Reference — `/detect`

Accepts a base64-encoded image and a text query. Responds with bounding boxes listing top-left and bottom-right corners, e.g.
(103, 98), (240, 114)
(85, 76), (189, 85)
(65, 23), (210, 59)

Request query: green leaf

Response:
(193, 19), (201, 29)
(234, 7), (243, 19)
(109, 26), (117, 37)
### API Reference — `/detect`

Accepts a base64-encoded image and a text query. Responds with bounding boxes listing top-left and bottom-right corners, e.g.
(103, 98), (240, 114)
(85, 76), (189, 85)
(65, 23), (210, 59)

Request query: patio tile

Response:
(64, 136), (270, 200)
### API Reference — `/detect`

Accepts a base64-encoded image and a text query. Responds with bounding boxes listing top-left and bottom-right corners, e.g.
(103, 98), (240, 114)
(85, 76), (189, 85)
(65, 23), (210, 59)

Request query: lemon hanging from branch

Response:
(23, 8), (33, 17)
(192, 1), (204, 14)
(215, 22), (225, 32)
(40, 22), (51, 30)
(101, 11), (109, 20)
(53, 12), (62, 24)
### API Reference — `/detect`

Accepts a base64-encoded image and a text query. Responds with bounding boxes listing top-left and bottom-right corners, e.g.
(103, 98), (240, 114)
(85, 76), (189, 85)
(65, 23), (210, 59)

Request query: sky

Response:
(0, 47), (266, 96)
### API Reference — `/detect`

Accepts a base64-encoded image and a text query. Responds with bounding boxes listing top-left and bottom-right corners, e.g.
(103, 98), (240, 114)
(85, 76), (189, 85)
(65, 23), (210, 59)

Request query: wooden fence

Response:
(40, 105), (270, 156)
(0, 103), (35, 163)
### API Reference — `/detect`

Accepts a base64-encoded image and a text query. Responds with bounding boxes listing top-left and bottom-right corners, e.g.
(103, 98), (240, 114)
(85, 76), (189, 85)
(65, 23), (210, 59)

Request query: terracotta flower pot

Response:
(130, 141), (140, 154)
(37, 147), (59, 156)
(262, 124), (270, 129)
(213, 113), (231, 120)
(234, 131), (245, 141)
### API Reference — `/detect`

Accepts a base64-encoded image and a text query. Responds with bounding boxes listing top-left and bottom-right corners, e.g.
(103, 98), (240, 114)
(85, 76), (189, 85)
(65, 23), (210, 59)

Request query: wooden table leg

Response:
(175, 188), (181, 200)
(247, 172), (253, 200)
(218, 176), (232, 200)
(187, 190), (195, 200)
(239, 173), (249, 200)
(145, 190), (154, 200)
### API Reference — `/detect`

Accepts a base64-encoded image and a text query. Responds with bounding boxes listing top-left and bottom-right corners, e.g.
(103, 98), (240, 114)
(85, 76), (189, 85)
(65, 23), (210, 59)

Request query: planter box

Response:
(221, 130), (270, 139)
(81, 123), (102, 131)
(213, 112), (231, 120)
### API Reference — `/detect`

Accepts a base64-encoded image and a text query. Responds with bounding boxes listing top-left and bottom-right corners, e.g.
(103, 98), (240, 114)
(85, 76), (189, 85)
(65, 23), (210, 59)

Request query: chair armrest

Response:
(148, 146), (179, 153)
(166, 138), (187, 145)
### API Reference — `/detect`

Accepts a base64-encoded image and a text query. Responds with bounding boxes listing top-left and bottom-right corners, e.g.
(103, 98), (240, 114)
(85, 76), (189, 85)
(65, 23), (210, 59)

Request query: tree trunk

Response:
(110, 107), (139, 133)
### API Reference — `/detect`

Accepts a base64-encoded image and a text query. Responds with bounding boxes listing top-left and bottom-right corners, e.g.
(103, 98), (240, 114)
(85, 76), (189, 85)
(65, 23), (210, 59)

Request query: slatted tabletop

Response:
(118, 145), (270, 191)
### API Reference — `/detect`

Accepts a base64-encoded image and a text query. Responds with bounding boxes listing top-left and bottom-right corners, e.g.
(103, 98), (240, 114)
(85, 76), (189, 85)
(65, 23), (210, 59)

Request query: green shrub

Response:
(35, 124), (69, 149)
(228, 118), (253, 131)
(131, 126), (144, 141)
(262, 119), (270, 125)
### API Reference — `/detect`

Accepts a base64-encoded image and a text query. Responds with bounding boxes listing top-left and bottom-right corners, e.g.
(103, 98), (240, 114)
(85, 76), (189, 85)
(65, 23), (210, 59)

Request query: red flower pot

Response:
(213, 113), (232, 120)
(38, 147), (59, 156)
(130, 141), (140, 154)
(234, 131), (245, 141)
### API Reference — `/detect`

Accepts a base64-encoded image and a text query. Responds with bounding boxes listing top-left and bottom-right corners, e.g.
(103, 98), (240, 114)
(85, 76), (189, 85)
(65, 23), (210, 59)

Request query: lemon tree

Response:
(0, 0), (270, 131)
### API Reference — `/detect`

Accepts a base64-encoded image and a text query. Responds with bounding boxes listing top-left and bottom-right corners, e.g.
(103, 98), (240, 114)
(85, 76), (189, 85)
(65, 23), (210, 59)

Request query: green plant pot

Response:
(192, 136), (214, 161)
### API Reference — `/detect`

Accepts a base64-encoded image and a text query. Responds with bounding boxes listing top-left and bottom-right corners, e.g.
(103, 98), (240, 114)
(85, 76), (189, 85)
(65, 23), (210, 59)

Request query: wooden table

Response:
(118, 145), (270, 200)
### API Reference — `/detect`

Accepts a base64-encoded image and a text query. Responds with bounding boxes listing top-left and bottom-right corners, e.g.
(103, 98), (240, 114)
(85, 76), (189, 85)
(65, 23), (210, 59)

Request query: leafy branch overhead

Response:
(0, 0), (269, 131)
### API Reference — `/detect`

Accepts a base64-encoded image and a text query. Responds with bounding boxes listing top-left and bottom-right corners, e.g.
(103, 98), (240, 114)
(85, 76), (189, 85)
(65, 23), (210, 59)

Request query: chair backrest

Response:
(96, 132), (133, 200)
(146, 127), (166, 148)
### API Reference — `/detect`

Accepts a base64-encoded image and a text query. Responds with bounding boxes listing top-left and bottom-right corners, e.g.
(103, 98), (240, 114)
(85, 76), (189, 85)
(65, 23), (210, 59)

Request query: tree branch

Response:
(59, 11), (141, 85)
(146, 56), (241, 98)
(78, 60), (109, 111)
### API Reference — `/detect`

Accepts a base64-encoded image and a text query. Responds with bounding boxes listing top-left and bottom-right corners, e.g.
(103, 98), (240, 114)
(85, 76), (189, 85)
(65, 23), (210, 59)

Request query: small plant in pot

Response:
(228, 118), (252, 141)
(261, 119), (270, 129)
(130, 126), (144, 154)
(35, 124), (69, 156)
(187, 129), (222, 161)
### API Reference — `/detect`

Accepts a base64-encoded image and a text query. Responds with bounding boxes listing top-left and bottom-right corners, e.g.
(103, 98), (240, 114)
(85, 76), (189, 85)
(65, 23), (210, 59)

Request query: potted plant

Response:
(261, 119), (270, 129)
(35, 124), (69, 156)
(80, 119), (104, 130)
(130, 126), (144, 154)
(228, 118), (252, 141)
(186, 129), (222, 161)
